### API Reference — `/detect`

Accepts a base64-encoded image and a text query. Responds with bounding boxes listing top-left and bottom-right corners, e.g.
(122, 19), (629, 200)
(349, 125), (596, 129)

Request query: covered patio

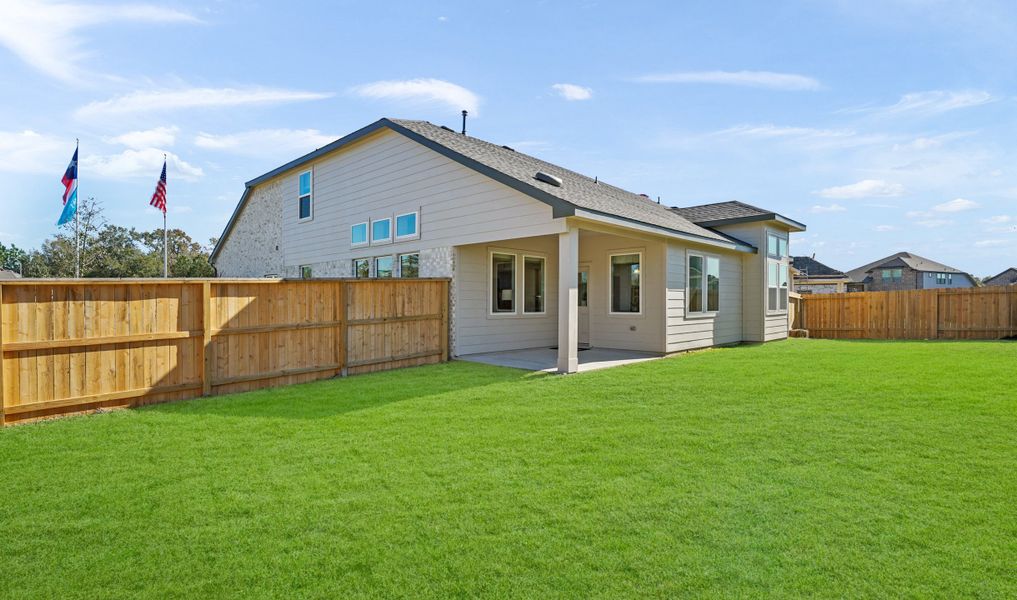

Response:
(458, 347), (663, 373)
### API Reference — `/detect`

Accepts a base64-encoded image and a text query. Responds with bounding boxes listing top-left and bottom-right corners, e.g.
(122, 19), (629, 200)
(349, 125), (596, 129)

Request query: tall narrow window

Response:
(578, 271), (588, 307)
(353, 258), (370, 278)
(371, 218), (392, 244)
(779, 263), (789, 310)
(351, 222), (368, 247)
(610, 253), (641, 314)
(688, 255), (703, 313)
(375, 256), (393, 278)
(768, 261), (779, 311)
(298, 170), (312, 221)
(706, 256), (720, 312)
(399, 253), (419, 278)
(523, 256), (545, 313)
(395, 212), (419, 240)
(491, 253), (515, 313)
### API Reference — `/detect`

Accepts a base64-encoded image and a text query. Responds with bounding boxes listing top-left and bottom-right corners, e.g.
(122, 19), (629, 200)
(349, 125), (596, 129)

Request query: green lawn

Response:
(2, 340), (1015, 598)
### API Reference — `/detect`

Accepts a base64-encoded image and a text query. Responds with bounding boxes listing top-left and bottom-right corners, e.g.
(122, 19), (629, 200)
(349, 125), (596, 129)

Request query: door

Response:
(578, 265), (590, 347)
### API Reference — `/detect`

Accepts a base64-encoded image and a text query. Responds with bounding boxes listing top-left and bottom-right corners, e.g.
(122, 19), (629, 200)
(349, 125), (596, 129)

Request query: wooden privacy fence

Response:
(798, 286), (1017, 340)
(0, 278), (449, 425)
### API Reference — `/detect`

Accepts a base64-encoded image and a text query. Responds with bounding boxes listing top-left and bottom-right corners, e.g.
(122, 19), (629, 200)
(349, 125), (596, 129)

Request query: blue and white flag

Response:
(57, 145), (78, 226)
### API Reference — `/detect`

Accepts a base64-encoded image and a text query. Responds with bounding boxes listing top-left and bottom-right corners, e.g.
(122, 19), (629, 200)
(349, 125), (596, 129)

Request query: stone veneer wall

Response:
(213, 181), (284, 277)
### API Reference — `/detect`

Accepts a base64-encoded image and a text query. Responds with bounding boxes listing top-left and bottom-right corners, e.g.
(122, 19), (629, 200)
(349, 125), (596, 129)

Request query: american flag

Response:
(150, 159), (167, 213)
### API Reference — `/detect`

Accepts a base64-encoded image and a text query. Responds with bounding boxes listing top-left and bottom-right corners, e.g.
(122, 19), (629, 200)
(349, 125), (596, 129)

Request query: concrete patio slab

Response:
(457, 347), (663, 373)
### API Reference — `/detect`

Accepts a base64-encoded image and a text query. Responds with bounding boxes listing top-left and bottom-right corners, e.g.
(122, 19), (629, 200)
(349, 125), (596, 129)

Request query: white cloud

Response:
(815, 179), (906, 199)
(983, 215), (1012, 224)
(632, 70), (821, 91)
(108, 126), (179, 149)
(809, 203), (847, 214)
(915, 219), (952, 228)
(710, 124), (891, 150)
(81, 148), (202, 180)
(194, 129), (338, 157)
(76, 87), (332, 118)
(873, 225), (896, 232)
(0, 129), (70, 173)
(551, 83), (593, 101)
(0, 0), (199, 83)
(863, 90), (995, 117)
(437, 16), (448, 22)
(932, 198), (978, 212)
(350, 78), (479, 114)
(974, 239), (1007, 248)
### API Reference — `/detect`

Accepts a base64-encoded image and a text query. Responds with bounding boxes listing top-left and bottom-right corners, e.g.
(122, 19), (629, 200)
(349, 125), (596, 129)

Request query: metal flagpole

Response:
(74, 139), (80, 278)
(163, 154), (168, 278)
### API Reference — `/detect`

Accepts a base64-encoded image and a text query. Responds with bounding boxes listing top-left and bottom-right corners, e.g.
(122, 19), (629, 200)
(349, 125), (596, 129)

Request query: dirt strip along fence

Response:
(0, 278), (449, 425)
(796, 286), (1017, 340)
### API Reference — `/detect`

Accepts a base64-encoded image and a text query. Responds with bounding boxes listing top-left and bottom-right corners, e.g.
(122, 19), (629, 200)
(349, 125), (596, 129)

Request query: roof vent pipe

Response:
(461, 110), (468, 135)
(535, 171), (563, 187)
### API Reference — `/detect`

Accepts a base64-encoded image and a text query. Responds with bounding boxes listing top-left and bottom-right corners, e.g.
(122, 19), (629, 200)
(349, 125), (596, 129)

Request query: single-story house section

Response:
(845, 252), (977, 292)
(210, 118), (805, 373)
(983, 267), (1017, 287)
(790, 256), (850, 294)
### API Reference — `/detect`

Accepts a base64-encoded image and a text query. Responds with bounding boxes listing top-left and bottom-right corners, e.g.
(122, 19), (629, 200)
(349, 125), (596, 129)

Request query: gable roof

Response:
(671, 200), (806, 232)
(212, 118), (774, 262)
(983, 267), (1017, 286)
(845, 252), (972, 283)
(0, 269), (21, 280)
(791, 256), (847, 278)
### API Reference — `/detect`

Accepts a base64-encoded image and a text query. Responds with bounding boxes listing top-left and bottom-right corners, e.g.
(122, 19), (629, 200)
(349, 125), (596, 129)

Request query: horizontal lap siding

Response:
(665, 242), (744, 352)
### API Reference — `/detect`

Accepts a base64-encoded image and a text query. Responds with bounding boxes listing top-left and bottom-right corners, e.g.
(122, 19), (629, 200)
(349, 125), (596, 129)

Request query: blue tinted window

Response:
(396, 213), (417, 237)
(351, 223), (368, 245)
(372, 219), (391, 242)
(299, 171), (311, 196)
(299, 196), (311, 219)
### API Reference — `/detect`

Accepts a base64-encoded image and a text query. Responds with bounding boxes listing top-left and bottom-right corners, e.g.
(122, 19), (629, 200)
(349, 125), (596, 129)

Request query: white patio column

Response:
(557, 227), (579, 374)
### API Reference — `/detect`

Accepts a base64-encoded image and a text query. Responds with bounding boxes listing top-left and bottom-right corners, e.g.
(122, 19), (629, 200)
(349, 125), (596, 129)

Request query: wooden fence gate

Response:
(0, 278), (449, 425)
(797, 286), (1017, 340)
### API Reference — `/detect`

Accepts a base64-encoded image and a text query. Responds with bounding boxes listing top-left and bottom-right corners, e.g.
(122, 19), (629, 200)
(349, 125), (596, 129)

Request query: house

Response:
(0, 269), (21, 280)
(210, 118), (805, 373)
(845, 252), (976, 292)
(983, 268), (1017, 287)
(790, 256), (850, 294)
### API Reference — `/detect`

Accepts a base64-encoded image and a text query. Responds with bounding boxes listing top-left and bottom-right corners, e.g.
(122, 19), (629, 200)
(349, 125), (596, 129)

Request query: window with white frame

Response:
(353, 258), (370, 278)
(610, 253), (641, 314)
(399, 253), (419, 278)
(351, 222), (368, 247)
(491, 252), (515, 313)
(395, 211), (419, 240)
(936, 272), (952, 285)
(300, 265), (312, 279)
(768, 260), (789, 311)
(371, 218), (392, 245)
(298, 170), (313, 221)
(523, 256), (545, 313)
(375, 256), (393, 278)
(767, 233), (788, 259)
(688, 253), (720, 314)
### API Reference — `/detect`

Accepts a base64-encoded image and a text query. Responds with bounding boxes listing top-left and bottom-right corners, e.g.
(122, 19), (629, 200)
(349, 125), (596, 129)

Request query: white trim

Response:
(351, 222), (369, 248)
(522, 254), (547, 315)
(686, 250), (720, 318)
(394, 210), (420, 241)
(607, 249), (643, 316)
(370, 217), (392, 245)
(767, 258), (789, 314)
(572, 209), (754, 253)
(297, 168), (313, 223)
(488, 249), (518, 316)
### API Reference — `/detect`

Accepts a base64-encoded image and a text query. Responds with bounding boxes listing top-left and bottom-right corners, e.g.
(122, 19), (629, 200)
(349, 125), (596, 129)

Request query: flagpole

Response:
(163, 154), (168, 278)
(74, 139), (80, 278)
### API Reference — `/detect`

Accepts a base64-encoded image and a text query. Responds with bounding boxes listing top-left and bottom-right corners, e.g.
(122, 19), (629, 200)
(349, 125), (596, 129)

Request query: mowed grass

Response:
(2, 340), (1016, 598)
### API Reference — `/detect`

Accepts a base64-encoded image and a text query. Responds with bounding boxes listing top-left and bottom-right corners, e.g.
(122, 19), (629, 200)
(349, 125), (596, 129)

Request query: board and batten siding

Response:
(664, 242), (744, 352)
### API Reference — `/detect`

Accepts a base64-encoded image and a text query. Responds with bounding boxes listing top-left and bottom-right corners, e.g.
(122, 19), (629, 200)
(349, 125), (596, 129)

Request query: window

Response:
(351, 222), (368, 247)
(353, 258), (370, 278)
(688, 253), (720, 314)
(523, 256), (545, 313)
(491, 253), (515, 313)
(300, 265), (312, 279)
(881, 268), (903, 281)
(375, 256), (393, 278)
(936, 272), (952, 285)
(767, 233), (788, 258)
(768, 260), (788, 311)
(395, 212), (419, 240)
(610, 253), (641, 314)
(298, 170), (312, 221)
(399, 253), (419, 278)
(371, 218), (392, 245)
(578, 271), (588, 308)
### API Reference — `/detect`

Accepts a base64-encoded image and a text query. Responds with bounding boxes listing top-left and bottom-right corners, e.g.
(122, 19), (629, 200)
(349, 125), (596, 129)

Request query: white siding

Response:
(455, 236), (559, 355)
(713, 222), (789, 342)
(664, 242), (743, 352)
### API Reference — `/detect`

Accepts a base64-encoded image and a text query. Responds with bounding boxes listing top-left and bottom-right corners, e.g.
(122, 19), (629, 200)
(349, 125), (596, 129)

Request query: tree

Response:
(0, 241), (29, 274)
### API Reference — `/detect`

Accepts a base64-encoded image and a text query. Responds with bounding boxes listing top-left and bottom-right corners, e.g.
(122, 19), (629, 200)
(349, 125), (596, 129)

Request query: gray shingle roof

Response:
(984, 267), (1017, 286)
(791, 256), (847, 278)
(672, 201), (770, 223)
(386, 119), (729, 243)
(846, 252), (970, 282)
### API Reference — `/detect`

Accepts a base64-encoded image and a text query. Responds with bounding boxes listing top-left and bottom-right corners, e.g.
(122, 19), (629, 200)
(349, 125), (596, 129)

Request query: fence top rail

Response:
(800, 286), (1011, 300)
(0, 277), (452, 286)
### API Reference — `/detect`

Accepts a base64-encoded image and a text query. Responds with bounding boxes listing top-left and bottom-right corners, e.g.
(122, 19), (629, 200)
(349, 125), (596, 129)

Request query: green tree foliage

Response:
(10, 197), (215, 278)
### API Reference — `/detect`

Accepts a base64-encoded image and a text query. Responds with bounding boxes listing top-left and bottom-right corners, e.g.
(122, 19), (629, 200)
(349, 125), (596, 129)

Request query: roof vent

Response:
(440, 125), (454, 133)
(535, 171), (563, 187)
(501, 145), (515, 152)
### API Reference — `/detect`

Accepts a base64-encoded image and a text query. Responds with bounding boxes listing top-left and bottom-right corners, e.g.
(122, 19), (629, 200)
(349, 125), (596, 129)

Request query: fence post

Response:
(340, 281), (350, 377)
(931, 290), (940, 340)
(0, 283), (5, 426)
(440, 280), (449, 361)
(201, 281), (212, 396)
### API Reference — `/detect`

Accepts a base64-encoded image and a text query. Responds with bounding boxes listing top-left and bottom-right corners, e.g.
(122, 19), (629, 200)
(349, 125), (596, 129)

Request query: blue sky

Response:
(1, 0), (1016, 276)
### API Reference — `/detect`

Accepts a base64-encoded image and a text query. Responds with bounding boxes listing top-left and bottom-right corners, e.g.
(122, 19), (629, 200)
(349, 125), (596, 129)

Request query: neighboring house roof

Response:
(212, 118), (792, 262)
(983, 267), (1017, 286)
(0, 269), (22, 280)
(845, 252), (973, 283)
(671, 200), (806, 232)
(790, 256), (848, 279)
